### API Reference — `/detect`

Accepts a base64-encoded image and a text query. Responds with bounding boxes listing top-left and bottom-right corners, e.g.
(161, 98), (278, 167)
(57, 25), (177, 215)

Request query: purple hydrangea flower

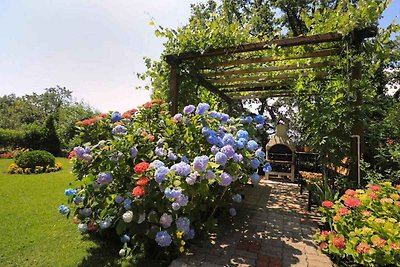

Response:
(186, 172), (197, 185)
(173, 113), (183, 122)
(221, 145), (235, 158)
(164, 188), (182, 199)
(111, 111), (122, 122)
(111, 125), (127, 135)
(183, 229), (195, 240)
(206, 170), (216, 179)
(79, 208), (92, 217)
(193, 155), (209, 172)
(263, 162), (272, 173)
(64, 188), (77, 196)
(58, 204), (69, 215)
(73, 146), (85, 159)
(254, 115), (265, 124)
(171, 162), (191, 177)
(99, 218), (112, 229)
(175, 194), (189, 206)
(211, 145), (220, 154)
(232, 194), (242, 203)
(220, 172), (232, 186)
(202, 127), (214, 136)
(196, 103), (210, 116)
(155, 231), (172, 247)
(156, 138), (164, 147)
(97, 172), (112, 186)
(115, 195), (124, 204)
(172, 202), (180, 210)
(222, 133), (235, 146)
(130, 147), (138, 158)
(150, 160), (165, 169)
(247, 140), (258, 151)
(250, 158), (260, 169)
(176, 217), (190, 234)
(155, 147), (165, 157)
(229, 208), (237, 216)
(155, 166), (169, 183)
(256, 149), (266, 159)
(220, 113), (230, 123)
(123, 198), (132, 210)
(232, 153), (243, 162)
(208, 111), (221, 119)
(183, 105), (195, 114)
(215, 152), (228, 166)
(256, 124), (264, 129)
(159, 213), (173, 228)
(167, 151), (178, 161)
(251, 173), (261, 184)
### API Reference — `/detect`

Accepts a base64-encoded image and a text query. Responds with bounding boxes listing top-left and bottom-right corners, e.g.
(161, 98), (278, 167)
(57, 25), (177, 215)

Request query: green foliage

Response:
(42, 115), (61, 156)
(15, 150), (55, 169)
(0, 128), (25, 149)
(315, 182), (400, 266)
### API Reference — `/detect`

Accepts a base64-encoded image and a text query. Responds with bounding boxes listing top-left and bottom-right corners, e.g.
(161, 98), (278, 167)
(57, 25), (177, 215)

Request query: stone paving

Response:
(170, 177), (333, 267)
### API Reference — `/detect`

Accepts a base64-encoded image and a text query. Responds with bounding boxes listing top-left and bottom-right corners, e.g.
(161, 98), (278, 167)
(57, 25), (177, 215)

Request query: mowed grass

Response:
(0, 158), (119, 267)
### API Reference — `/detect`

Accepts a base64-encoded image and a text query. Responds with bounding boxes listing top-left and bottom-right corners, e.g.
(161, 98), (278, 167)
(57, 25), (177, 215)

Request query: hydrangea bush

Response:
(315, 182), (400, 266)
(59, 100), (269, 262)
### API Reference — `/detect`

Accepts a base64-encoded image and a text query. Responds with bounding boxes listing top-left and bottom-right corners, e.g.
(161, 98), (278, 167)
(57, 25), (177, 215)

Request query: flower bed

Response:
(59, 101), (269, 263)
(315, 182), (400, 266)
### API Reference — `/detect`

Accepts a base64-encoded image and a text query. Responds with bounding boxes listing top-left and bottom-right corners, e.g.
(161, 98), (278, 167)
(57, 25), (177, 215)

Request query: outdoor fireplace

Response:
(266, 122), (296, 181)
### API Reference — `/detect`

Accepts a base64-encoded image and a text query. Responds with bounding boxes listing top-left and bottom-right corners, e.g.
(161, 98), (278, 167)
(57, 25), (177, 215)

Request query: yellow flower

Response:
(176, 231), (183, 239)
(355, 189), (365, 194)
(388, 218), (397, 223)
(361, 226), (372, 235)
(390, 194), (399, 200)
(181, 240), (185, 246)
(179, 246), (185, 253)
(374, 218), (385, 224)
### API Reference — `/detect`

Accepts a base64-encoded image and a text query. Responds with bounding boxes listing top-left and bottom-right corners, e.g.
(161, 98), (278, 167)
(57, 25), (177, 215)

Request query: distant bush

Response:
(0, 128), (24, 148)
(15, 150), (55, 169)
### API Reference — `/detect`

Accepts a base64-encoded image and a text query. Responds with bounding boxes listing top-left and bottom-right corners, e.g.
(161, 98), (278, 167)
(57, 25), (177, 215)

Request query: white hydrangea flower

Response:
(122, 210), (133, 223)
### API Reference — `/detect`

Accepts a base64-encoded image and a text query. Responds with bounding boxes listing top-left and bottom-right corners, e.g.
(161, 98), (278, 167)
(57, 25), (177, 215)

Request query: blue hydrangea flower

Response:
(186, 172), (197, 185)
(99, 218), (112, 229)
(234, 140), (245, 150)
(73, 196), (84, 205)
(115, 195), (124, 204)
(254, 115), (265, 124)
(221, 145), (235, 158)
(219, 113), (230, 123)
(183, 105), (195, 114)
(247, 140), (258, 151)
(251, 173), (261, 184)
(193, 155), (209, 172)
(219, 172), (232, 186)
(206, 134), (220, 146)
(196, 103), (210, 116)
(176, 217), (190, 234)
(240, 116), (252, 123)
(229, 208), (237, 216)
(175, 194), (189, 206)
(222, 133), (235, 146)
(149, 160), (165, 169)
(155, 166), (169, 183)
(64, 188), (77, 196)
(232, 194), (242, 203)
(165, 188), (182, 199)
(155, 147), (165, 157)
(215, 152), (228, 166)
(232, 153), (243, 162)
(236, 130), (249, 140)
(159, 213), (173, 228)
(120, 234), (130, 243)
(123, 198), (132, 210)
(181, 155), (189, 163)
(156, 138), (164, 147)
(79, 208), (92, 217)
(263, 162), (272, 173)
(211, 145), (220, 155)
(155, 231), (172, 247)
(172, 202), (180, 210)
(111, 111), (122, 122)
(58, 204), (69, 215)
(256, 149), (266, 159)
(78, 223), (88, 232)
(202, 127), (214, 136)
(250, 158), (260, 169)
(173, 113), (183, 122)
(208, 111), (221, 119)
(111, 125), (127, 135)
(130, 147), (138, 158)
(183, 229), (195, 240)
(167, 151), (178, 161)
(97, 172), (112, 186)
(206, 170), (215, 179)
(73, 146), (85, 159)
(171, 162), (191, 177)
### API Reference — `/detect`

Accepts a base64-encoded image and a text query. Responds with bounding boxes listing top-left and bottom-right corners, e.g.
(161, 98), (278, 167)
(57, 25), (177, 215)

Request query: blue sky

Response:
(0, 0), (398, 112)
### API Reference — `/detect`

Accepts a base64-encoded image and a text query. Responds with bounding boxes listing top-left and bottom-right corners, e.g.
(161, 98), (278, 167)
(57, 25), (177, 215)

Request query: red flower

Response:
(390, 243), (400, 250)
(137, 176), (150, 186)
(372, 237), (386, 248)
(319, 242), (328, 250)
(345, 189), (356, 197)
(320, 230), (331, 238)
(98, 113), (108, 118)
(338, 207), (349, 215)
(344, 197), (362, 208)
(68, 150), (76, 159)
(132, 186), (145, 197)
(77, 118), (99, 126)
(122, 112), (132, 119)
(142, 101), (152, 108)
(369, 192), (378, 200)
(134, 162), (150, 173)
(369, 185), (381, 192)
(333, 236), (346, 249)
(322, 200), (334, 208)
(356, 242), (371, 254)
(396, 184), (400, 189)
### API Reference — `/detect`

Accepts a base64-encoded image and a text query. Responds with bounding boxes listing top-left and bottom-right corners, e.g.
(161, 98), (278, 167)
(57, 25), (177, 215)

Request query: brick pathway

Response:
(170, 178), (333, 267)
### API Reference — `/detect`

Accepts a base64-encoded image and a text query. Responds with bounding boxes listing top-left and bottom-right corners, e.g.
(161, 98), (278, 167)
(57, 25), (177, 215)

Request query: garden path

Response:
(170, 178), (333, 267)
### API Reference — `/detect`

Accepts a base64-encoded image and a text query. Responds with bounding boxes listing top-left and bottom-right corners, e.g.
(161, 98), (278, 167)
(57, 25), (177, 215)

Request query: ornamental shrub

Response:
(15, 150), (55, 169)
(60, 100), (269, 264)
(315, 182), (400, 266)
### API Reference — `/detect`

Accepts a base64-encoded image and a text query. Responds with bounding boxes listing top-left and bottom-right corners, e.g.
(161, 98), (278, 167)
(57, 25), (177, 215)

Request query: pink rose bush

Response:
(315, 181), (400, 266)
(58, 101), (268, 263)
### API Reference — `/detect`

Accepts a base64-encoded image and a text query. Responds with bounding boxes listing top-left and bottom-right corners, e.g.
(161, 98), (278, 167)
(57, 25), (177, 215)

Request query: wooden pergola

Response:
(165, 28), (377, 185)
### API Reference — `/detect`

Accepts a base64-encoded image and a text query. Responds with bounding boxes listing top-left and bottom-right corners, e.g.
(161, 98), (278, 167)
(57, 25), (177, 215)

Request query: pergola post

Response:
(165, 55), (180, 115)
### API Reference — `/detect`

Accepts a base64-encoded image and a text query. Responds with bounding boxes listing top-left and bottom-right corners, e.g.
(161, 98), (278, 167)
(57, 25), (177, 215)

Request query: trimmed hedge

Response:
(0, 128), (25, 148)
(15, 150), (55, 169)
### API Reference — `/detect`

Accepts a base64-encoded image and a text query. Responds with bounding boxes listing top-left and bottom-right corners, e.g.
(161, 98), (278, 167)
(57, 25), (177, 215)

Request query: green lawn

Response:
(0, 158), (119, 267)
